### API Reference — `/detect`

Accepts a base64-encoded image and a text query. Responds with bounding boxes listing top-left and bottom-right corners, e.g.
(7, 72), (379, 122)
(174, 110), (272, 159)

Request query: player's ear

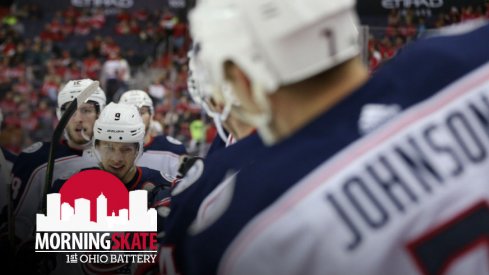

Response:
(224, 61), (251, 93)
(224, 60), (256, 111)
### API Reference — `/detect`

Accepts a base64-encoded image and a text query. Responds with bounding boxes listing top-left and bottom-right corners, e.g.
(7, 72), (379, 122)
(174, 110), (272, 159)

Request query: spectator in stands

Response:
(148, 77), (167, 105)
(100, 51), (130, 101)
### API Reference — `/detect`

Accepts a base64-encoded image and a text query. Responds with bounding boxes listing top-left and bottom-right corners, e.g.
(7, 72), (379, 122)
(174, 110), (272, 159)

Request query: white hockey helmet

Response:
(189, 0), (360, 144)
(119, 90), (154, 115)
(190, 0), (360, 90)
(56, 79), (107, 119)
(93, 102), (146, 161)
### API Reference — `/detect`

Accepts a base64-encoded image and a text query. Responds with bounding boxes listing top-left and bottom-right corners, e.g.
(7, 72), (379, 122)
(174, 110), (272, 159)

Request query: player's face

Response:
(64, 102), (98, 145)
(139, 106), (151, 133)
(96, 141), (139, 180)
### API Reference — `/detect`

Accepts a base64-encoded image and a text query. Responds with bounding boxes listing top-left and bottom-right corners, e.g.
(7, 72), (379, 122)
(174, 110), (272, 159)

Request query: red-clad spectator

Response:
(134, 9), (149, 21)
(1, 38), (16, 56)
(175, 96), (190, 113)
(160, 10), (177, 31)
(82, 54), (101, 79)
(460, 6), (477, 22)
(399, 22), (417, 39)
(384, 25), (398, 38)
(54, 62), (67, 77)
(0, 91), (17, 114)
(13, 76), (32, 95)
(60, 19), (74, 36)
(5, 64), (25, 80)
(90, 9), (106, 29)
(115, 20), (130, 35)
(33, 100), (53, 122)
(100, 37), (120, 57)
(63, 6), (81, 21)
(378, 37), (396, 59)
(152, 53), (172, 69)
(129, 19), (140, 34)
(206, 124), (217, 144)
(116, 10), (131, 22)
(64, 63), (83, 81)
(172, 21), (187, 50)
(40, 75), (59, 99)
(74, 20), (90, 35)
(47, 18), (62, 34)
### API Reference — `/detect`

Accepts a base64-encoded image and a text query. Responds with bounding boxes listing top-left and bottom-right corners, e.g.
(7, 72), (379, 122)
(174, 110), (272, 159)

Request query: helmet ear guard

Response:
(93, 102), (146, 163)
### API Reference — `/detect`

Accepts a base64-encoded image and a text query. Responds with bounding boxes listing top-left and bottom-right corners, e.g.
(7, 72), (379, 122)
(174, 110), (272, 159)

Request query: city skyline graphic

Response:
(37, 190), (157, 232)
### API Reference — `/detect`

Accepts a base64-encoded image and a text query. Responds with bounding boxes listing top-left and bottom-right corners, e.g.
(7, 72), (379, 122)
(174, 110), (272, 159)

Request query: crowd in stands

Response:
(1, 3), (489, 153)
(0, 4), (211, 154)
(368, 2), (489, 71)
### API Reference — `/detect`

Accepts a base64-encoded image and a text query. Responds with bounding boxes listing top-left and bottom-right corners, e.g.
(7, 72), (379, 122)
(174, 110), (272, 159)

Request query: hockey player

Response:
(181, 1), (489, 274)
(91, 102), (172, 194)
(158, 48), (264, 274)
(43, 102), (173, 275)
(11, 79), (106, 241)
(85, 102), (172, 274)
(0, 106), (17, 259)
(0, 107), (17, 230)
(119, 90), (187, 181)
(187, 48), (253, 155)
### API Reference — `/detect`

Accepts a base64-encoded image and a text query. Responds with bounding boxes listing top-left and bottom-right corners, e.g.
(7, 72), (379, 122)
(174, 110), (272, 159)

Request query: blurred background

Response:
(0, 0), (487, 154)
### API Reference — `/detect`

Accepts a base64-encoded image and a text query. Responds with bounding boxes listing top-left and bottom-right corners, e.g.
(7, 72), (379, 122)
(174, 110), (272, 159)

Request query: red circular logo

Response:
(59, 170), (129, 222)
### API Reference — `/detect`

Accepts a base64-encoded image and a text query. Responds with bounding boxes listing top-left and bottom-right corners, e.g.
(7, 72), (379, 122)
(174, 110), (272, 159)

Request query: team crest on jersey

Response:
(188, 170), (237, 235)
(166, 136), (182, 145)
(171, 158), (204, 196)
(22, 141), (43, 153)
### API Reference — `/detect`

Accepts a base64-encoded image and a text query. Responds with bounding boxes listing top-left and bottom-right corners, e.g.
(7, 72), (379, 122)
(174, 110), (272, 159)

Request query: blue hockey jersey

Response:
(138, 135), (188, 181)
(51, 166), (172, 235)
(161, 133), (263, 273)
(11, 141), (98, 239)
(0, 147), (17, 229)
(181, 23), (489, 275)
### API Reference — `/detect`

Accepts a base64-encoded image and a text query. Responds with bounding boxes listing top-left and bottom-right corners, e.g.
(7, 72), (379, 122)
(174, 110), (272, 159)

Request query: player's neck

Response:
(269, 58), (369, 142)
(121, 166), (137, 184)
(228, 116), (255, 140)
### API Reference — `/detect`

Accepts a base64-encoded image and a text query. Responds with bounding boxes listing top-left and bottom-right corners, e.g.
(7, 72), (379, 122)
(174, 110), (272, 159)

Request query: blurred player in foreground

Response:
(180, 0), (489, 274)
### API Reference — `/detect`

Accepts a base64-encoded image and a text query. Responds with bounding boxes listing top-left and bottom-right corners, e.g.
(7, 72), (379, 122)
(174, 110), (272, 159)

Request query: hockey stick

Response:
(41, 81), (100, 214)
